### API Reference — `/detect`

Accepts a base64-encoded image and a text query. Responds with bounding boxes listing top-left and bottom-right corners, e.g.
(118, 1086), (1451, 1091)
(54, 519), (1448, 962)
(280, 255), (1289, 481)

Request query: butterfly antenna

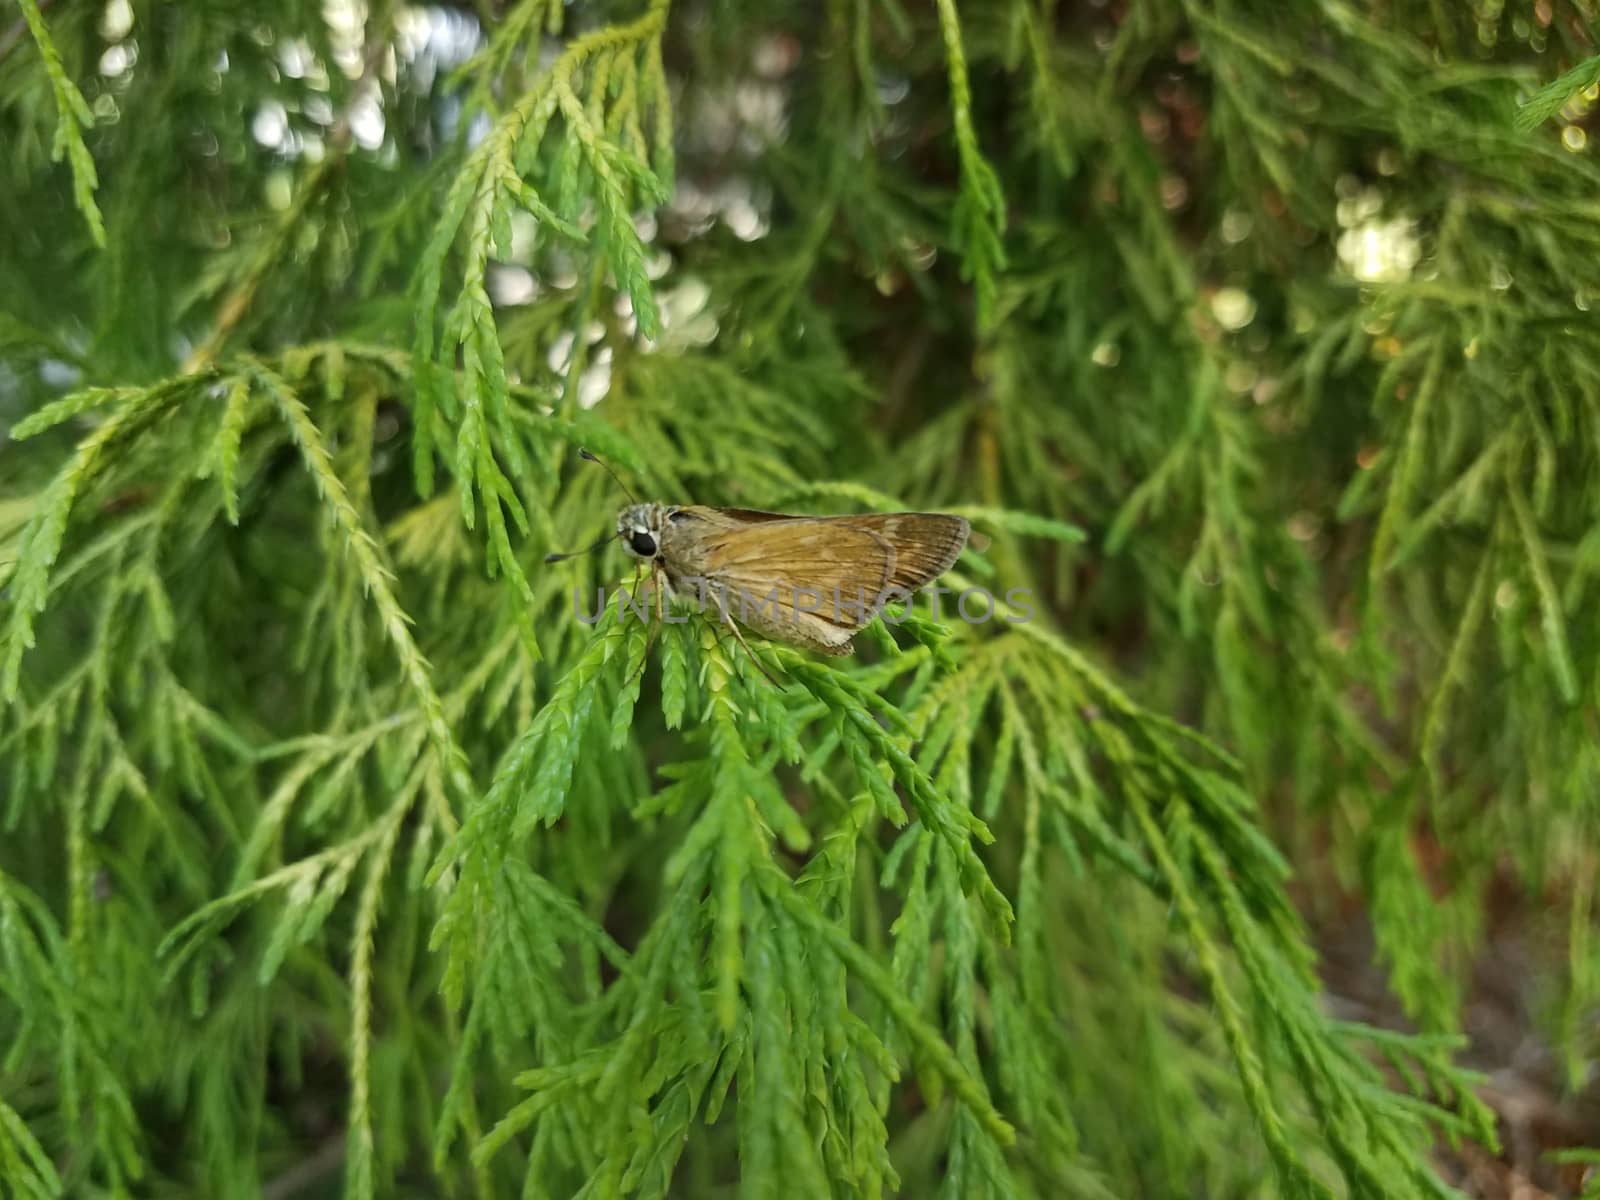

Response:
(544, 531), (619, 564)
(578, 447), (640, 506)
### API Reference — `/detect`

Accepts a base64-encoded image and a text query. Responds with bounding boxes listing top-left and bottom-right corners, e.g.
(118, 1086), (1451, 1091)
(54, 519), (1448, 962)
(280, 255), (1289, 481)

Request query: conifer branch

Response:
(254, 361), (472, 826)
(935, 0), (1007, 331)
(1516, 54), (1600, 130)
(14, 0), (102, 248)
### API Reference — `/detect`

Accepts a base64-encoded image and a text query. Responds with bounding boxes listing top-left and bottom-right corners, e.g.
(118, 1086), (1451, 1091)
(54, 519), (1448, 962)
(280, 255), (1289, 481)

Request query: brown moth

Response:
(612, 501), (969, 656)
(547, 451), (970, 658)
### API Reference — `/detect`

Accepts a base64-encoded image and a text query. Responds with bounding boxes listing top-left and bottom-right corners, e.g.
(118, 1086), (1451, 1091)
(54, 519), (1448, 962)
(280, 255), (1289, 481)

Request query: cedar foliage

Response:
(2, 0), (1599, 1196)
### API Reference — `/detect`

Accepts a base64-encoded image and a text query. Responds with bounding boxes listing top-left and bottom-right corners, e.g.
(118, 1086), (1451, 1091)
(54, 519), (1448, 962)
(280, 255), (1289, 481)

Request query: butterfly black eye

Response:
(629, 530), (657, 557)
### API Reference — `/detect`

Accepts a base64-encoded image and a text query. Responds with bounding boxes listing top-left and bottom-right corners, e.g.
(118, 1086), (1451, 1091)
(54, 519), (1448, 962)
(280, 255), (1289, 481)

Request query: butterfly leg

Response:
(614, 563), (646, 672)
(717, 606), (785, 689)
(626, 562), (664, 686)
(624, 562), (649, 628)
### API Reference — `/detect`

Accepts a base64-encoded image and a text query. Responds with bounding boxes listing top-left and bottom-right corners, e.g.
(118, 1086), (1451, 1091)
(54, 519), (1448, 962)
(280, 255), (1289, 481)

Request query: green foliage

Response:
(4, 1), (1600, 1198)
(13, 0), (104, 247)
(1516, 53), (1600, 130)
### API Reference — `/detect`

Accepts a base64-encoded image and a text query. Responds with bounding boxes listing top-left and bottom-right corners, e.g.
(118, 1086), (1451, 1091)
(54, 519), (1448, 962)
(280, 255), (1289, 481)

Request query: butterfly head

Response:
(617, 503), (668, 560)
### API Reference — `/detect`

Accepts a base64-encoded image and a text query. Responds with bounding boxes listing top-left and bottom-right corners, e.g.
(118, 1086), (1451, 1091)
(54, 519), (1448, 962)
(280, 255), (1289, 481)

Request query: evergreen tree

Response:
(3, 0), (1598, 1195)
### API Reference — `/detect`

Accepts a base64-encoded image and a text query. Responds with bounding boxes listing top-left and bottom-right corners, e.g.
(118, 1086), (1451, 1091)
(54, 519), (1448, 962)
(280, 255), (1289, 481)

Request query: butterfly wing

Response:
(659, 509), (970, 653)
(868, 513), (972, 590)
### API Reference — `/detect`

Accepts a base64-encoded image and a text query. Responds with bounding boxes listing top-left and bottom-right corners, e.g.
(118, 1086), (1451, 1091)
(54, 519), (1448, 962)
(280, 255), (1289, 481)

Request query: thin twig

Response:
(0, 0), (55, 66)
(261, 1135), (346, 1200)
